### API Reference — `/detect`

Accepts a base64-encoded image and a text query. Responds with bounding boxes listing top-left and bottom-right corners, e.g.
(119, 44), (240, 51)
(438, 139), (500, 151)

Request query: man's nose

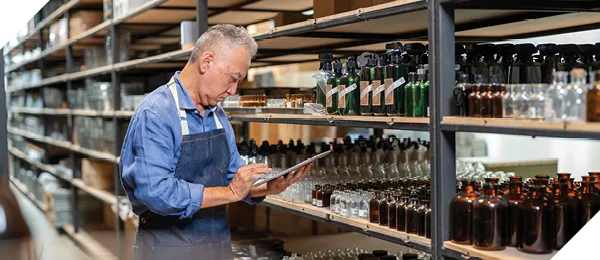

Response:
(227, 84), (237, 95)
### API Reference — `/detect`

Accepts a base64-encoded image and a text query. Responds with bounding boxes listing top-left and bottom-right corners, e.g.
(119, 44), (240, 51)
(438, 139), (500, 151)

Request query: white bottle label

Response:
(331, 205), (338, 213)
(316, 200), (323, 207)
(312, 199), (316, 206)
(359, 210), (368, 218)
(340, 208), (348, 216)
(350, 208), (358, 216)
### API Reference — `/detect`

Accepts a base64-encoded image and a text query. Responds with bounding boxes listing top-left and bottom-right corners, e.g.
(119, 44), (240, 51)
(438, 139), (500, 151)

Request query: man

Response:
(119, 24), (311, 260)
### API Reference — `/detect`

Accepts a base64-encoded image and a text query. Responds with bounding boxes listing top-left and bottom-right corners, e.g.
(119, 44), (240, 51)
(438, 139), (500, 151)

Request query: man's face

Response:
(200, 46), (250, 107)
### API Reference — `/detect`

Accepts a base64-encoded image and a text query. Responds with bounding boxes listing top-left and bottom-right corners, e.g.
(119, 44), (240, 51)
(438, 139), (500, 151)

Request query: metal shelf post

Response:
(429, 0), (457, 259)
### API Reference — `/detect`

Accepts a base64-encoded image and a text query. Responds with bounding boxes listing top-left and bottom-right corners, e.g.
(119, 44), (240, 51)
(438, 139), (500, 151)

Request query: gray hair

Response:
(190, 24), (258, 63)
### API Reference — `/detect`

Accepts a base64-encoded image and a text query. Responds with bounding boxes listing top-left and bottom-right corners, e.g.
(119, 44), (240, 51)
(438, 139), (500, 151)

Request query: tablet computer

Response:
(252, 150), (331, 187)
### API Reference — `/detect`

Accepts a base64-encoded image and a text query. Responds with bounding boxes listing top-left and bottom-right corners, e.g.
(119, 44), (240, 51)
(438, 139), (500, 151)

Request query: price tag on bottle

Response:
(338, 85), (346, 109)
(372, 81), (385, 106)
(384, 78), (394, 105)
(386, 77), (406, 97)
(312, 199), (317, 205)
(359, 81), (372, 106)
(340, 208), (348, 216)
(326, 85), (337, 107)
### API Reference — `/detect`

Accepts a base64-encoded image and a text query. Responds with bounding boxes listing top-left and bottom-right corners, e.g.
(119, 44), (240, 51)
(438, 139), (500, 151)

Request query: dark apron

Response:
(133, 78), (233, 260)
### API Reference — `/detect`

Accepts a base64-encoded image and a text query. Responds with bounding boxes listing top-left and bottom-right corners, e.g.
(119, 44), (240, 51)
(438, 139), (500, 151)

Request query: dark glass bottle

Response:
(480, 84), (493, 118)
(414, 65), (429, 117)
(588, 172), (600, 193)
(416, 195), (428, 236)
(316, 53), (334, 108)
(378, 192), (390, 226)
(555, 182), (578, 250)
(360, 57), (376, 115)
(388, 194), (399, 229)
(339, 57), (360, 115)
(502, 177), (526, 247)
(316, 185), (326, 207)
(588, 71), (600, 122)
(404, 72), (417, 117)
(327, 60), (342, 114)
(450, 180), (479, 244)
(405, 192), (419, 234)
(472, 183), (509, 250)
(423, 199), (432, 238)
(369, 191), (381, 223)
(490, 76), (504, 118)
(372, 56), (387, 116)
(312, 185), (321, 206)
(385, 42), (408, 116)
(468, 83), (482, 117)
(453, 73), (471, 116)
(395, 193), (408, 232)
(517, 185), (555, 254)
(578, 181), (600, 227)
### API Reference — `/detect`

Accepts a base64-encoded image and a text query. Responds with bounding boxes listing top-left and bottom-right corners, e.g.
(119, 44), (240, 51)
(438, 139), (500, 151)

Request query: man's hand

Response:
(228, 164), (271, 201)
(266, 163), (313, 195)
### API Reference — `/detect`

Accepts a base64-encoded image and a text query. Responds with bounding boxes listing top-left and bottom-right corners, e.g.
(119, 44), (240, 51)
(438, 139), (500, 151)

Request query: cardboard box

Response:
(82, 158), (115, 190)
(274, 12), (308, 27)
(70, 10), (103, 38)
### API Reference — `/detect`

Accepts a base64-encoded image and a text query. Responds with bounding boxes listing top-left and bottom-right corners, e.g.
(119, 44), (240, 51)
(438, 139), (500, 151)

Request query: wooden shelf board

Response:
(9, 176), (49, 212)
(230, 113), (429, 125)
(442, 116), (566, 130)
(443, 241), (557, 260)
(71, 178), (117, 205)
(71, 145), (118, 163)
(9, 146), (71, 181)
(61, 224), (117, 260)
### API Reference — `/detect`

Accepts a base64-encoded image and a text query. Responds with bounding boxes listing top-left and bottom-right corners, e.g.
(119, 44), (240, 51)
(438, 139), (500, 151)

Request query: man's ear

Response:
(198, 51), (215, 74)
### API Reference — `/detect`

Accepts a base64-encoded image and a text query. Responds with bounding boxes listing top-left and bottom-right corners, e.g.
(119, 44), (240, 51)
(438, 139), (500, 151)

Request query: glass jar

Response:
(515, 84), (531, 120)
(378, 192), (390, 226)
(369, 191), (381, 223)
(450, 180), (479, 244)
(528, 84), (546, 121)
(544, 71), (568, 121)
(503, 85), (515, 118)
(501, 176), (526, 247)
(554, 182), (577, 250)
(565, 69), (588, 122)
(587, 71), (600, 122)
(578, 181), (600, 227)
(472, 183), (509, 250)
(517, 185), (555, 254)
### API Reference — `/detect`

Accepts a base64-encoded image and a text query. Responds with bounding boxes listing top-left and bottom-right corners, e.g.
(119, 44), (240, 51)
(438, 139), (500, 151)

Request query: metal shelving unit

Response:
(5, 0), (600, 259)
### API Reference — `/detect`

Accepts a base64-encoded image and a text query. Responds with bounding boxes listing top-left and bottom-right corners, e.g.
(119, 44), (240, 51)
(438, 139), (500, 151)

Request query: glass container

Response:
(369, 191), (381, 223)
(515, 84), (531, 120)
(453, 73), (471, 116)
(528, 84), (546, 121)
(501, 176), (526, 247)
(587, 71), (600, 122)
(517, 185), (555, 254)
(578, 181), (600, 227)
(405, 193), (419, 234)
(468, 84), (482, 118)
(378, 192), (390, 226)
(450, 180), (479, 244)
(564, 69), (588, 122)
(372, 56), (387, 116)
(544, 71), (568, 121)
(339, 57), (360, 115)
(359, 57), (375, 115)
(404, 72), (417, 117)
(554, 182), (577, 249)
(503, 85), (515, 118)
(472, 183), (508, 250)
(480, 84), (493, 118)
(396, 193), (408, 232)
(388, 194), (399, 229)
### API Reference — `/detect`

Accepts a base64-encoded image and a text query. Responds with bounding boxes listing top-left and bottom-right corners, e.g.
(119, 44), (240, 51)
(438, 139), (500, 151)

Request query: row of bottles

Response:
(301, 248), (426, 260)
(314, 42), (430, 117)
(453, 70), (600, 122)
(455, 43), (600, 85)
(451, 172), (600, 254)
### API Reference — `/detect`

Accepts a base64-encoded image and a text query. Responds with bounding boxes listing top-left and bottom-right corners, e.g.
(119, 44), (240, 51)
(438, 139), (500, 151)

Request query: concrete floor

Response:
(11, 185), (90, 260)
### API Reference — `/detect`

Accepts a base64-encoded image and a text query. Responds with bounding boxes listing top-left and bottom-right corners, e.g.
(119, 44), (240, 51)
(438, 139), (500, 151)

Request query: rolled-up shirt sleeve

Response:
(220, 110), (264, 204)
(126, 109), (204, 218)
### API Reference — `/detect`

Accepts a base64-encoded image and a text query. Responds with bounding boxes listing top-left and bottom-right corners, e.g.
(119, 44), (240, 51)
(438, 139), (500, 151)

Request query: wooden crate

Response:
(81, 158), (115, 190)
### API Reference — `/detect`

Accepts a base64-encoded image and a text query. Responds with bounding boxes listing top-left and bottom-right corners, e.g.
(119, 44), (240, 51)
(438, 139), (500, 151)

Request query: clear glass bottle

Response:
(339, 192), (349, 217)
(544, 71), (568, 121)
(565, 69), (588, 122)
(503, 85), (515, 118)
(515, 84), (531, 120)
(349, 193), (359, 218)
(359, 192), (370, 219)
(528, 84), (546, 121)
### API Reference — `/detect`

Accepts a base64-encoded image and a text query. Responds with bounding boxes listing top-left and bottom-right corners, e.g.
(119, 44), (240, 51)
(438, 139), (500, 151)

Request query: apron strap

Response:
(167, 77), (190, 135)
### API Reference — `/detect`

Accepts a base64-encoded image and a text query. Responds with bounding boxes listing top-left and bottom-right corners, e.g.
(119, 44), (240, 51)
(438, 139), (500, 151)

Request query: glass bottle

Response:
(388, 194), (399, 229)
(544, 71), (568, 121)
(330, 190), (339, 213)
(468, 84), (482, 118)
(359, 192), (370, 219)
(378, 192), (390, 226)
(450, 180), (479, 244)
(315, 53), (334, 109)
(360, 57), (376, 115)
(423, 199), (432, 239)
(491, 80), (504, 118)
(316, 185), (326, 207)
(404, 72), (417, 117)
(501, 176), (526, 247)
(480, 84), (493, 118)
(453, 73), (471, 116)
(339, 57), (360, 115)
(515, 84), (531, 120)
(554, 182), (578, 250)
(385, 42), (408, 116)
(339, 192), (349, 217)
(405, 192), (419, 234)
(349, 193), (359, 218)
(416, 195), (428, 237)
(372, 56), (387, 116)
(472, 183), (509, 250)
(517, 185), (556, 254)
(395, 193), (408, 232)
(587, 71), (600, 122)
(588, 172), (600, 193)
(565, 69), (588, 122)
(528, 84), (546, 121)
(503, 85), (515, 118)
(578, 181), (600, 227)
(327, 60), (342, 114)
(312, 185), (321, 206)
(415, 65), (429, 117)
(369, 191), (381, 223)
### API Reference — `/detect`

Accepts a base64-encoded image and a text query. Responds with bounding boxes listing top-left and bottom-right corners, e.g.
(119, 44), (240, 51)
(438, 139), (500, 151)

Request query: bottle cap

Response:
(405, 43), (426, 55)
(381, 256), (397, 260)
(402, 253), (419, 260)
(537, 43), (559, 56)
(579, 44), (596, 56)
(516, 43), (538, 56)
(385, 41), (403, 52)
(318, 53), (334, 61)
(497, 43), (518, 55)
(333, 59), (343, 71)
(557, 44), (582, 56)
(372, 250), (388, 257)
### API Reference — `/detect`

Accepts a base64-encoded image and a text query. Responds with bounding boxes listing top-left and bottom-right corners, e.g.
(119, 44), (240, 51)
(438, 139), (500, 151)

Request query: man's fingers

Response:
(250, 167), (272, 175)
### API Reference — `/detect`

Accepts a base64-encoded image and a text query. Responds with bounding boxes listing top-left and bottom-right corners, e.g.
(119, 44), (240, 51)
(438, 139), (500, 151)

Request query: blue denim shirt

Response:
(120, 71), (259, 219)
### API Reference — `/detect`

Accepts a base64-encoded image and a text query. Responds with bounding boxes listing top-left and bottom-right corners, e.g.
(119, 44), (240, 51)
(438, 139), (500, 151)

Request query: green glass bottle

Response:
(316, 53), (334, 109)
(405, 72), (417, 117)
(384, 42), (408, 116)
(339, 57), (360, 115)
(360, 57), (377, 115)
(327, 60), (342, 114)
(414, 65), (428, 117)
(419, 70), (430, 117)
(372, 55), (387, 116)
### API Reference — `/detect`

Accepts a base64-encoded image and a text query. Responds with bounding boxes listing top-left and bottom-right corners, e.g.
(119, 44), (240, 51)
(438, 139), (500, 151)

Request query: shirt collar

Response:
(173, 71), (217, 112)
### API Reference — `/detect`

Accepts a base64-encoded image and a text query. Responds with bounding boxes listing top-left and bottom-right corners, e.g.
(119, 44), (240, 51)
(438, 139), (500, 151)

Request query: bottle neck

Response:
(509, 182), (522, 194)
(462, 183), (475, 193)
(582, 182), (595, 194)
(483, 186), (497, 196)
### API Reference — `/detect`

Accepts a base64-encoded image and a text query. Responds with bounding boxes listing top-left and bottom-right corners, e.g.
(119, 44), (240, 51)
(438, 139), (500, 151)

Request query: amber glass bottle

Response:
(555, 182), (578, 249)
(578, 181), (600, 227)
(450, 180), (479, 244)
(472, 183), (508, 250)
(312, 185), (321, 206)
(378, 192), (390, 226)
(517, 185), (556, 254)
(388, 194), (399, 229)
(424, 199), (432, 239)
(587, 71), (600, 122)
(500, 176), (525, 247)
(589, 172), (600, 192)
(480, 84), (493, 118)
(468, 85), (482, 117)
(416, 195), (428, 237)
(396, 193), (408, 232)
(491, 80), (504, 118)
(369, 191), (381, 223)
(405, 193), (419, 234)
